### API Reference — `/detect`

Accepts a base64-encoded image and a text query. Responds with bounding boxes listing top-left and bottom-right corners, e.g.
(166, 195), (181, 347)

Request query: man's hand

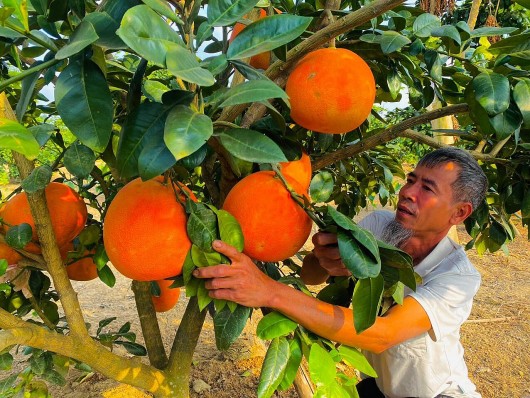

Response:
(192, 240), (276, 308)
(312, 232), (351, 277)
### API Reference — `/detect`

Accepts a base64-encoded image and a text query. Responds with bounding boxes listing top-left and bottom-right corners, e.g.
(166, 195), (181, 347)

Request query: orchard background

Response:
(0, 0), (529, 397)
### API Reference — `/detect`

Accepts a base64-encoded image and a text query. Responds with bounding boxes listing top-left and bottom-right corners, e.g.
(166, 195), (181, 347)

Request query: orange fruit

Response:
(151, 279), (181, 312)
(1, 182), (88, 253)
(229, 9), (271, 70)
(279, 151), (312, 191)
(299, 253), (329, 285)
(285, 47), (376, 134)
(0, 242), (21, 265)
(60, 243), (99, 281)
(222, 171), (312, 262)
(103, 176), (194, 281)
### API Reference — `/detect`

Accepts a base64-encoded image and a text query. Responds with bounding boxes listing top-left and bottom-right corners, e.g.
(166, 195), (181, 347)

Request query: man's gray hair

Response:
(417, 147), (488, 211)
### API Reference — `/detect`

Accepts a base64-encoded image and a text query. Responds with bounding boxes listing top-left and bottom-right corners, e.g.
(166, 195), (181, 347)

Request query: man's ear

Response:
(450, 202), (473, 225)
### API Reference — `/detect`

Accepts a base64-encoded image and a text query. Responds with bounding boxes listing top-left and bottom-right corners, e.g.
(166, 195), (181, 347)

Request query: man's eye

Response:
(423, 185), (433, 192)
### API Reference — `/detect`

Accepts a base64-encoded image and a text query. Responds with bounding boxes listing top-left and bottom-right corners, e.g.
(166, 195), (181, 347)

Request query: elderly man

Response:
(194, 147), (487, 398)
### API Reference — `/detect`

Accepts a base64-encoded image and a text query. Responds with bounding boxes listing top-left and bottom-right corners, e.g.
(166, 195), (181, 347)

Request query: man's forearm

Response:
(266, 281), (390, 353)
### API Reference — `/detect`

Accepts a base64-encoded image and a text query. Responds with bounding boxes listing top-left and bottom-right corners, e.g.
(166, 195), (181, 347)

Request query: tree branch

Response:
(0, 93), (91, 342)
(312, 103), (470, 171)
(132, 281), (168, 370)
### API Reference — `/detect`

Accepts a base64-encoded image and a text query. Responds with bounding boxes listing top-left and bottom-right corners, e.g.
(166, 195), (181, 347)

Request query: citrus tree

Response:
(1, 0), (530, 397)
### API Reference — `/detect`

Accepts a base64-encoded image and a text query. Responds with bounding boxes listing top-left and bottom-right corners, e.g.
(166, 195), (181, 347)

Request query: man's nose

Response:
(400, 184), (418, 202)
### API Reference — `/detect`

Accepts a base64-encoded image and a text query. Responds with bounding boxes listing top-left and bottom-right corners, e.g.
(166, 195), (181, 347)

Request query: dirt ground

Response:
(2, 183), (529, 398)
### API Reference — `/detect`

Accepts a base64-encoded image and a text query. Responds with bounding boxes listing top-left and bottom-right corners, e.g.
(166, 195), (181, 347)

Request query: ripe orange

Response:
(229, 9), (271, 70)
(151, 279), (180, 312)
(285, 47), (376, 134)
(0, 242), (21, 265)
(222, 171), (312, 262)
(279, 151), (312, 191)
(60, 243), (99, 281)
(103, 176), (194, 281)
(1, 182), (88, 253)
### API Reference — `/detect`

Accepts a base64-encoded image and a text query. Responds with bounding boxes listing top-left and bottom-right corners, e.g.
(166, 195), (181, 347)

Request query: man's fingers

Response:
(313, 232), (338, 246)
(313, 245), (341, 260)
(193, 264), (233, 279)
(212, 240), (242, 261)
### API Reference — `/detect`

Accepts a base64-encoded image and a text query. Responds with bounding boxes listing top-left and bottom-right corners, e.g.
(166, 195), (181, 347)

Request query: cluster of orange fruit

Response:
(0, 182), (179, 312)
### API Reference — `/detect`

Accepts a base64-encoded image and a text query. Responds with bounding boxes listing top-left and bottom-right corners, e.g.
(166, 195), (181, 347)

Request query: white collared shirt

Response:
(359, 210), (481, 398)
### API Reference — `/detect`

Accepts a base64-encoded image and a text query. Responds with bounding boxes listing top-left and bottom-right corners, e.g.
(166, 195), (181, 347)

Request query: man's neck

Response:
(401, 234), (446, 265)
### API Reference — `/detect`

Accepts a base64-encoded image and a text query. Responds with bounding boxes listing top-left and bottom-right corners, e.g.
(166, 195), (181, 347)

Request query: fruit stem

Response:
(271, 164), (326, 229)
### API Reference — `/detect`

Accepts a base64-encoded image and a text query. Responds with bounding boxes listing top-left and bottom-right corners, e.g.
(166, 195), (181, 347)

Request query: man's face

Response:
(395, 162), (460, 236)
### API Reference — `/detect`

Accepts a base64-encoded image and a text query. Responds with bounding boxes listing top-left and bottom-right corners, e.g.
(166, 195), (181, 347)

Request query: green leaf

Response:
(338, 345), (377, 377)
(377, 240), (413, 269)
(308, 344), (336, 386)
(187, 203), (218, 252)
(310, 171), (334, 202)
(142, 0), (184, 24)
(83, 11), (126, 49)
(432, 25), (461, 45)
(21, 165), (52, 193)
(117, 5), (184, 67)
(164, 105), (213, 161)
(278, 338), (302, 391)
(143, 80), (170, 103)
(352, 274), (384, 334)
(4, 0), (29, 31)
(207, 0), (260, 26)
(213, 304), (251, 350)
(337, 230), (380, 279)
(29, 124), (55, 147)
(412, 13), (441, 37)
(215, 80), (288, 108)
(256, 311), (297, 340)
(55, 20), (99, 60)
(197, 280), (213, 310)
(0, 260), (7, 275)
(55, 58), (113, 152)
(257, 337), (290, 398)
(514, 0), (530, 8)
(489, 105), (523, 140)
(227, 14), (311, 60)
(379, 31), (411, 54)
(64, 143), (96, 178)
(5, 223), (33, 250)
(470, 27), (517, 38)
(217, 209), (244, 252)
(314, 382), (350, 398)
(0, 118), (40, 159)
(218, 128), (287, 163)
(138, 139), (176, 180)
(0, 353), (13, 371)
(97, 265), (116, 287)
(0, 374), (18, 395)
(472, 72), (510, 116)
(327, 206), (380, 265)
(514, 78), (530, 127)
(117, 102), (167, 179)
(191, 245), (224, 267)
(116, 341), (147, 356)
(488, 33), (530, 56)
(166, 43), (215, 86)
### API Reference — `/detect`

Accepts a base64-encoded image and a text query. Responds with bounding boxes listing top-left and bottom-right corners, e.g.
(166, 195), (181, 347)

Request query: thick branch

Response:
(0, 309), (174, 396)
(219, 0), (405, 126)
(166, 297), (207, 386)
(400, 129), (508, 163)
(312, 103), (470, 171)
(0, 93), (90, 341)
(132, 281), (168, 369)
